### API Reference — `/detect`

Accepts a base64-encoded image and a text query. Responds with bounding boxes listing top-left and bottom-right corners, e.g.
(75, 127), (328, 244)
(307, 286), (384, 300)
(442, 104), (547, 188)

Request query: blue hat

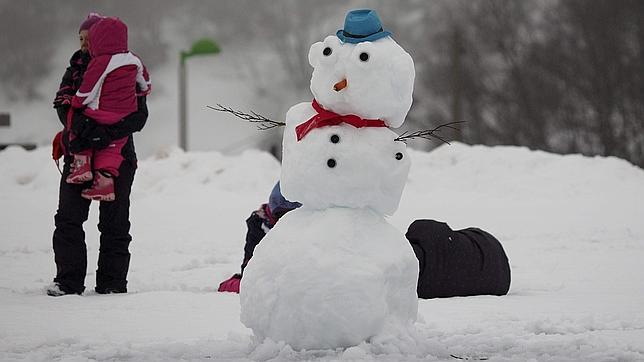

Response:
(268, 182), (302, 215)
(336, 9), (392, 44)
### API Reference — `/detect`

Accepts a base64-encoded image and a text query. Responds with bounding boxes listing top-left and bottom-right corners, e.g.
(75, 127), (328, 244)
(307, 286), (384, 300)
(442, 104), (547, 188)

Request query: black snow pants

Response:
(52, 155), (136, 294)
(241, 212), (268, 273)
(405, 219), (511, 299)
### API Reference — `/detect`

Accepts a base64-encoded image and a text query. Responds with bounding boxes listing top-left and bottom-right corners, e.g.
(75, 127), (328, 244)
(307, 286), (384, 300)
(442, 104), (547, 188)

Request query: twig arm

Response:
(394, 121), (466, 144)
(207, 104), (286, 130)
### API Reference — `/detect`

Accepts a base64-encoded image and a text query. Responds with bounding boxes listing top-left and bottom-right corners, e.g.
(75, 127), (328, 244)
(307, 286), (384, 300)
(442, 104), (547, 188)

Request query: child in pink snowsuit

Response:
(66, 16), (150, 201)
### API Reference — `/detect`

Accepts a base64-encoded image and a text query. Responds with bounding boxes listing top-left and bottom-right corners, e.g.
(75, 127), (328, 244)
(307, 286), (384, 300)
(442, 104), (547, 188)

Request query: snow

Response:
(1, 143), (644, 360)
(240, 207), (418, 350)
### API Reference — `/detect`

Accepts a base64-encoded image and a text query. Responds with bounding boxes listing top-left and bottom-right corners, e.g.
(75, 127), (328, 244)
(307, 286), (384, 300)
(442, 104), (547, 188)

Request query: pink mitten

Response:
(218, 274), (241, 293)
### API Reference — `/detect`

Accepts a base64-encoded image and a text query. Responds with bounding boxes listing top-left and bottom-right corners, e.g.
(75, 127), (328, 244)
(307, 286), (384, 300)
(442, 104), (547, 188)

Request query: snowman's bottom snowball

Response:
(240, 207), (419, 350)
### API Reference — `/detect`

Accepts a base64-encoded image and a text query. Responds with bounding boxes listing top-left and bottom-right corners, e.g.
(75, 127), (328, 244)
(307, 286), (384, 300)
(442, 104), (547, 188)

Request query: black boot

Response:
(94, 285), (127, 294)
(46, 282), (83, 297)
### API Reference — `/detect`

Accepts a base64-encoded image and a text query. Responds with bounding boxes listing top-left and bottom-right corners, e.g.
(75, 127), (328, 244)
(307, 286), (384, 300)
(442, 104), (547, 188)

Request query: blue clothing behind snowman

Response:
(241, 182), (301, 273)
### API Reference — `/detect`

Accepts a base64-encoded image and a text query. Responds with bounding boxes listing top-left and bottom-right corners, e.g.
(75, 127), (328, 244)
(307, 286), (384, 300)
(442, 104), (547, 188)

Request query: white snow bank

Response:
(1, 143), (643, 361)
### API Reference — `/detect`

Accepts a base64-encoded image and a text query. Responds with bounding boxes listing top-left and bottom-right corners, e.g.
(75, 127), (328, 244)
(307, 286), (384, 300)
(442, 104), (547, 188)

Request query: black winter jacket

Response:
(406, 219), (511, 299)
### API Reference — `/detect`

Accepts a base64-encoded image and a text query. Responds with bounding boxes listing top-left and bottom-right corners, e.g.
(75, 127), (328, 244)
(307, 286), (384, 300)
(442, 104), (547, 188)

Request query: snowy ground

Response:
(1, 143), (643, 361)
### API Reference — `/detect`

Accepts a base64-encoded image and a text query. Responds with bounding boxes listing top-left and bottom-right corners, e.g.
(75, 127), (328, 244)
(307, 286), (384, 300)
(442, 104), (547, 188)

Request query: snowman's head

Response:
(307, 14), (415, 128)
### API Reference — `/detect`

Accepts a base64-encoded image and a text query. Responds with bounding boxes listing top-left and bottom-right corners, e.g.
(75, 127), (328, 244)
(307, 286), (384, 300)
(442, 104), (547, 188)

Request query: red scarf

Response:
(295, 99), (387, 141)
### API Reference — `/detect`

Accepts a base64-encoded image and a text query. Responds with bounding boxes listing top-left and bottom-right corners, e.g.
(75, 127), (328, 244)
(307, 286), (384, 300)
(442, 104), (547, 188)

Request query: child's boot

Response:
(66, 154), (93, 184)
(81, 171), (115, 201)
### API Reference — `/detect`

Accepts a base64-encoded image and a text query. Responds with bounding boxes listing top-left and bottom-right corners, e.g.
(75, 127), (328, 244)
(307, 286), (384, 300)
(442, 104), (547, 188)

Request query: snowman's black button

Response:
(327, 159), (336, 168)
(323, 47), (332, 56)
(395, 152), (403, 160)
(330, 134), (340, 144)
(360, 52), (369, 62)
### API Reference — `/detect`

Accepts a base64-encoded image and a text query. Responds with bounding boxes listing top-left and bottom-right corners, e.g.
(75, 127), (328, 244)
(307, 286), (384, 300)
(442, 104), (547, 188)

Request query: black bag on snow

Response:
(405, 219), (511, 299)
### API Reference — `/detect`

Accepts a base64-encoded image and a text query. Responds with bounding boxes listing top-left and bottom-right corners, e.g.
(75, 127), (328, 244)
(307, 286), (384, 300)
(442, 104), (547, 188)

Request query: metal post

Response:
(451, 25), (462, 127)
(178, 57), (188, 150)
(178, 39), (219, 151)
(0, 113), (10, 127)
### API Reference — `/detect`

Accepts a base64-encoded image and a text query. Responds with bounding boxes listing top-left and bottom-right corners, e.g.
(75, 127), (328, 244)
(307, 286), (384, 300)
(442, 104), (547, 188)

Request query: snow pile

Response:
(1, 143), (644, 360)
(241, 207), (418, 350)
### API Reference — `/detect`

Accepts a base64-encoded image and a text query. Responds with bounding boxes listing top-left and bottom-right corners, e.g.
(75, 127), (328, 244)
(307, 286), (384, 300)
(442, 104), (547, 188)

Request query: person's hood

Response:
(89, 17), (128, 57)
(268, 182), (302, 215)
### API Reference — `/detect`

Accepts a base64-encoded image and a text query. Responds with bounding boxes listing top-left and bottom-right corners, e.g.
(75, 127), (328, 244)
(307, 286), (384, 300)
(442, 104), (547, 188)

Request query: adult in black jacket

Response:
(47, 15), (148, 296)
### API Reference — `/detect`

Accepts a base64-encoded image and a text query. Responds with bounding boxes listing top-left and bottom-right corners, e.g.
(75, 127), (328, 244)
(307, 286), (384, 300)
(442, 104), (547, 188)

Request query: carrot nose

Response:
(333, 78), (347, 92)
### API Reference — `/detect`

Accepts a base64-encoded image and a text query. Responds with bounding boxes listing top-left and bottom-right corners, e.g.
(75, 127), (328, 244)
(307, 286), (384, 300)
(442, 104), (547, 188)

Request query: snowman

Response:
(240, 9), (418, 350)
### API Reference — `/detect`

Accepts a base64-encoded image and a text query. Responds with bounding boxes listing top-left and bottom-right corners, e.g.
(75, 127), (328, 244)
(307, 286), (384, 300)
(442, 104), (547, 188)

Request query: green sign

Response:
(181, 38), (221, 64)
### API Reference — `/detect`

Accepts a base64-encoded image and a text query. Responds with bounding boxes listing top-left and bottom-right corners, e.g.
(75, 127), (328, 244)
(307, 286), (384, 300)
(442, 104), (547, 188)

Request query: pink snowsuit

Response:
(69, 17), (150, 177)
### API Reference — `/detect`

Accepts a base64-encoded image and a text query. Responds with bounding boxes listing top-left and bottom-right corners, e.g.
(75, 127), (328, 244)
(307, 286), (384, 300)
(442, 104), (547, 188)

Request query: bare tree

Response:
(2, 0), (642, 165)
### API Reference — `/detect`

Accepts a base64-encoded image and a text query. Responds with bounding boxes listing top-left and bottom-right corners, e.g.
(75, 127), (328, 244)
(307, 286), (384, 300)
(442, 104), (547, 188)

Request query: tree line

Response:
(1, 0), (642, 166)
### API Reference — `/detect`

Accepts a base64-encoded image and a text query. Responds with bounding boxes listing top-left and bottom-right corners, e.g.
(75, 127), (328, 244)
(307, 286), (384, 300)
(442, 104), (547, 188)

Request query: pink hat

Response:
(79, 12), (103, 33)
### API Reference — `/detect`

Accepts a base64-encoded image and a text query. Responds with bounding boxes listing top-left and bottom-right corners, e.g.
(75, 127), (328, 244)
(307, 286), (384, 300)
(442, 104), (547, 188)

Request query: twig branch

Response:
(450, 354), (489, 360)
(207, 104), (285, 130)
(394, 121), (466, 144)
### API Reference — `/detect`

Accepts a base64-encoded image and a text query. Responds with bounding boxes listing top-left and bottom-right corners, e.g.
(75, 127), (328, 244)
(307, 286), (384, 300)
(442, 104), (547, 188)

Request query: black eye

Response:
(330, 134), (340, 144)
(323, 47), (332, 56)
(395, 152), (403, 160)
(327, 159), (336, 168)
(359, 52), (369, 62)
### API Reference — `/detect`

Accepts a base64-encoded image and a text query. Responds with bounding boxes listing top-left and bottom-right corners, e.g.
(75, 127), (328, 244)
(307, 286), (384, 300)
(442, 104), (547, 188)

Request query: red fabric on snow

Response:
(218, 275), (241, 293)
